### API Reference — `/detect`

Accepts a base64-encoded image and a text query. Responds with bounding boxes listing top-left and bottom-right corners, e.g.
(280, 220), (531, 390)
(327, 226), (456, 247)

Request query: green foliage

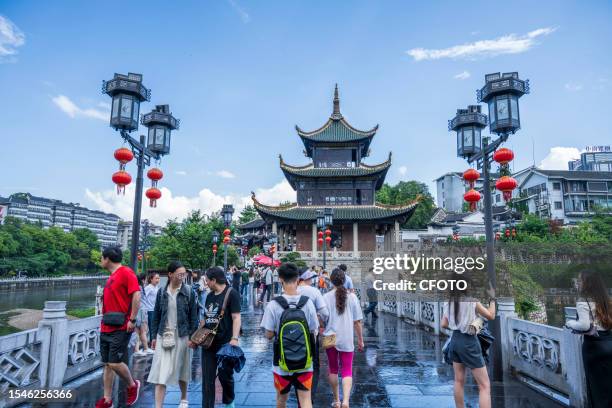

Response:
(506, 263), (544, 319)
(238, 205), (258, 225)
(279, 251), (307, 268)
(67, 307), (96, 318)
(376, 181), (436, 229)
(248, 245), (262, 257)
(148, 210), (239, 270)
(0, 217), (103, 277)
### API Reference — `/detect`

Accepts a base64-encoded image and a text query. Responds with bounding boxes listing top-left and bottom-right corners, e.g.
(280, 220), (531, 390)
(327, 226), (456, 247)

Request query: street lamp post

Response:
(316, 208), (334, 270)
(212, 230), (219, 266)
(450, 72), (529, 381)
(103, 73), (179, 270)
(222, 204), (234, 273)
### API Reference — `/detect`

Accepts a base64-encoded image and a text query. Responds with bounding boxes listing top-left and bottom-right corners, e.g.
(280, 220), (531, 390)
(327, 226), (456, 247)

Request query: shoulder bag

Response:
(570, 301), (599, 337)
(191, 287), (232, 349)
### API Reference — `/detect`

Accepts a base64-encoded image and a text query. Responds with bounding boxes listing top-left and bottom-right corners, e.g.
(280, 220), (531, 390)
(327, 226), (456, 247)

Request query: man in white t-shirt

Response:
(258, 266), (274, 304)
(261, 263), (319, 408)
(338, 264), (354, 292)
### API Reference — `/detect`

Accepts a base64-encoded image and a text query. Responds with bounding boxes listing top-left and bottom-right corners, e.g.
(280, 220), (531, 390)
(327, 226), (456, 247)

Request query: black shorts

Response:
(100, 330), (130, 364)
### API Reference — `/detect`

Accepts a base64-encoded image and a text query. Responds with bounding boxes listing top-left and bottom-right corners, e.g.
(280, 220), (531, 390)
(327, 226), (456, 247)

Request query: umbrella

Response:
(254, 256), (280, 266)
(216, 344), (246, 373)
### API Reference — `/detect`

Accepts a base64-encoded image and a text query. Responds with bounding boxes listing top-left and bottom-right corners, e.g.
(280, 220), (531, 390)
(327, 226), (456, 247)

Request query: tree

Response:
(248, 245), (262, 257)
(71, 228), (100, 251)
(376, 181), (436, 229)
(238, 205), (258, 225)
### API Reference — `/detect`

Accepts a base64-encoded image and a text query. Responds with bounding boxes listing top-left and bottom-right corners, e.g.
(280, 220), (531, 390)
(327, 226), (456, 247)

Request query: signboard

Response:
(0, 205), (6, 225)
(585, 145), (611, 153)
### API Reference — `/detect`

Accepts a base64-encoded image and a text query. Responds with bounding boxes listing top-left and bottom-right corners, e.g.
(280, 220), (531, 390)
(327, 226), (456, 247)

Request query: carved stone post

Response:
(38, 301), (69, 388)
(497, 297), (517, 373)
(95, 285), (104, 316)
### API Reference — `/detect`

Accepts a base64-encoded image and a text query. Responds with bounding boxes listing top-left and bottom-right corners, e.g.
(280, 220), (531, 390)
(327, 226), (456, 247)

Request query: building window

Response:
(495, 194), (500, 203)
(554, 201), (562, 210)
(552, 182), (561, 191)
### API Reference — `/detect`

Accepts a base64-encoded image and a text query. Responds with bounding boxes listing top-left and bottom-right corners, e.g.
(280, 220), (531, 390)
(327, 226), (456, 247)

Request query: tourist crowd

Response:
(95, 245), (611, 408)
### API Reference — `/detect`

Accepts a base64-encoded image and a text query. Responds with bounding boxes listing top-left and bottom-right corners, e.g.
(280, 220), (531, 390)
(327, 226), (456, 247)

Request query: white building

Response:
(568, 146), (612, 172)
(434, 171), (497, 212)
(1, 193), (120, 247)
(117, 219), (163, 250)
(512, 167), (612, 224)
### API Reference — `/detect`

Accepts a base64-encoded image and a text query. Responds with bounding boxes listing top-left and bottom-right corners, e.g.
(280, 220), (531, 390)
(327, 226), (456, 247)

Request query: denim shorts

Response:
(448, 330), (485, 369)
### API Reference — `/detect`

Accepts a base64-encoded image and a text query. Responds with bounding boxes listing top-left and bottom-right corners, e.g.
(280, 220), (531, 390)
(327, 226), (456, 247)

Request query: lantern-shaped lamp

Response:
(212, 230), (220, 244)
(324, 208), (334, 226)
(478, 72), (529, 135)
(449, 105), (487, 159)
(103, 73), (150, 132)
(316, 210), (325, 229)
(142, 104), (180, 156)
(222, 204), (234, 227)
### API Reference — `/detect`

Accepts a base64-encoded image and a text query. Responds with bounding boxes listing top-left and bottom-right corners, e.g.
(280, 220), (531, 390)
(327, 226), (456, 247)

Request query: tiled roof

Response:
(296, 118), (378, 143)
(251, 193), (418, 223)
(279, 153), (391, 178)
(237, 218), (267, 230)
(534, 169), (612, 180)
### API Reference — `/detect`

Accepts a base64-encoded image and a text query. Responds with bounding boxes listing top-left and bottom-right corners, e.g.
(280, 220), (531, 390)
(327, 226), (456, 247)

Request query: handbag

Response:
(162, 329), (176, 349)
(467, 317), (485, 336)
(477, 327), (495, 363)
(321, 333), (337, 350)
(191, 287), (232, 349)
(102, 312), (126, 327)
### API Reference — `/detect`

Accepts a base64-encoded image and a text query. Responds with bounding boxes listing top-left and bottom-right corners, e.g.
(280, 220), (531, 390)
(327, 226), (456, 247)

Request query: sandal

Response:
(331, 402), (341, 408)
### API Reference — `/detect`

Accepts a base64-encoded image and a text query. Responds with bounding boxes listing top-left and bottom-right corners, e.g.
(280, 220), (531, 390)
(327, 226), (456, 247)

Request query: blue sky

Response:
(1, 0), (611, 223)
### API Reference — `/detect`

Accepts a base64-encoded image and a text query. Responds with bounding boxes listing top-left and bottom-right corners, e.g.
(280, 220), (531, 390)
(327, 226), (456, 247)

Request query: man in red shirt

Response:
(96, 246), (142, 408)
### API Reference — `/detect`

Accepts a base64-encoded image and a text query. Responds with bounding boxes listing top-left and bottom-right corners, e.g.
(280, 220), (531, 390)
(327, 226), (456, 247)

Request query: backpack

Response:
(273, 296), (313, 373)
(318, 276), (327, 289)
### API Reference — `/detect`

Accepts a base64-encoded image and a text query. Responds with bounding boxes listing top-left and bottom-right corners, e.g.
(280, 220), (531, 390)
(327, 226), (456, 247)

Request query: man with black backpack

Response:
(261, 262), (319, 408)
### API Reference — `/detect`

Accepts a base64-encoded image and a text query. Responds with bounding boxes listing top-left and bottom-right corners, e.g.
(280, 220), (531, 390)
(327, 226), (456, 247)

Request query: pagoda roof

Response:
(297, 85), (378, 157)
(279, 153), (392, 189)
(251, 192), (419, 225)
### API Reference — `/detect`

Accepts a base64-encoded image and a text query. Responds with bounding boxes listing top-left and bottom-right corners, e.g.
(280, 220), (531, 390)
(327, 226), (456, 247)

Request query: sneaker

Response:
(126, 379), (141, 406)
(178, 400), (189, 408)
(95, 397), (113, 408)
(146, 348), (155, 355)
(134, 350), (146, 357)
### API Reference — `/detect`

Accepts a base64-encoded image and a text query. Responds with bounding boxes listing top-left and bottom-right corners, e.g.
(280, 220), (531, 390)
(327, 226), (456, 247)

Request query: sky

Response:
(1, 0), (611, 224)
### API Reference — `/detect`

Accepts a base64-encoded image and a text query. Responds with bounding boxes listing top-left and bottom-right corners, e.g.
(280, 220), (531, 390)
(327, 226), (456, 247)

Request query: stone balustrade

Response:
(0, 301), (103, 407)
(377, 290), (588, 408)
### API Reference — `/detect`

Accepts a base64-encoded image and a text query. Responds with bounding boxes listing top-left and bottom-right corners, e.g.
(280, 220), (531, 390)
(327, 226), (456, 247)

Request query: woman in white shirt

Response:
(143, 272), (160, 343)
(441, 289), (495, 408)
(565, 270), (612, 408)
(323, 268), (364, 408)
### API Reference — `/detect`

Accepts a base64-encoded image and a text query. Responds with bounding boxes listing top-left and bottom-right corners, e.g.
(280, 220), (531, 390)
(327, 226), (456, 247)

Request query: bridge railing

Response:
(0, 301), (103, 407)
(377, 290), (588, 407)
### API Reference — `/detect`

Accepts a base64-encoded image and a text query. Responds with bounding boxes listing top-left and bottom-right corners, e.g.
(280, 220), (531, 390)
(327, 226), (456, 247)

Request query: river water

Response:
(0, 282), (101, 312)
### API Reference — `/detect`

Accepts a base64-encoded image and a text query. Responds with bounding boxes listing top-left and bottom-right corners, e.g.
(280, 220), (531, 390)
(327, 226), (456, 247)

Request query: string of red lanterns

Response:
(112, 147), (134, 195)
(146, 167), (164, 207)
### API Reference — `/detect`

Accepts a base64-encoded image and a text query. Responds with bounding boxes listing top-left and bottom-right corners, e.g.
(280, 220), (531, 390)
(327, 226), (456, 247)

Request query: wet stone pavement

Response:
(55, 302), (562, 408)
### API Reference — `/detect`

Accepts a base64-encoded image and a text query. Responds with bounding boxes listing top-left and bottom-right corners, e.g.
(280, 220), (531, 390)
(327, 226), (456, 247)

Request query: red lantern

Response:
(137, 253), (143, 261)
(463, 189), (481, 212)
(223, 236), (230, 244)
(495, 176), (518, 202)
(318, 238), (324, 246)
(462, 168), (480, 186)
(146, 187), (162, 207)
(493, 148), (514, 165)
(505, 228), (510, 237)
(114, 148), (134, 169)
(495, 232), (501, 240)
(325, 235), (332, 243)
(223, 228), (231, 236)
(452, 234), (459, 241)
(112, 170), (132, 195)
(147, 168), (163, 182)
(325, 229), (331, 236)
(213, 244), (218, 251)
(317, 231), (323, 238)
(512, 228), (517, 238)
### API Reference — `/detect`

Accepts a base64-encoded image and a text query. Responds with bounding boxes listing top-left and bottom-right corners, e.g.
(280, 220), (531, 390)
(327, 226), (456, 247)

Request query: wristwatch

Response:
(231, 336), (239, 341)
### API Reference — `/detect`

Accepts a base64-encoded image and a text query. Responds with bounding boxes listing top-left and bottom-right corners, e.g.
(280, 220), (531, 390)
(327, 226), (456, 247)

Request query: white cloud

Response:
(564, 83), (583, 92)
(175, 170), (188, 176)
(539, 147), (581, 170)
(0, 15), (25, 63)
(398, 165), (408, 176)
(216, 170), (236, 179)
(227, 0), (250, 23)
(454, 71), (471, 80)
(52, 95), (109, 121)
(85, 180), (296, 225)
(407, 27), (556, 61)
